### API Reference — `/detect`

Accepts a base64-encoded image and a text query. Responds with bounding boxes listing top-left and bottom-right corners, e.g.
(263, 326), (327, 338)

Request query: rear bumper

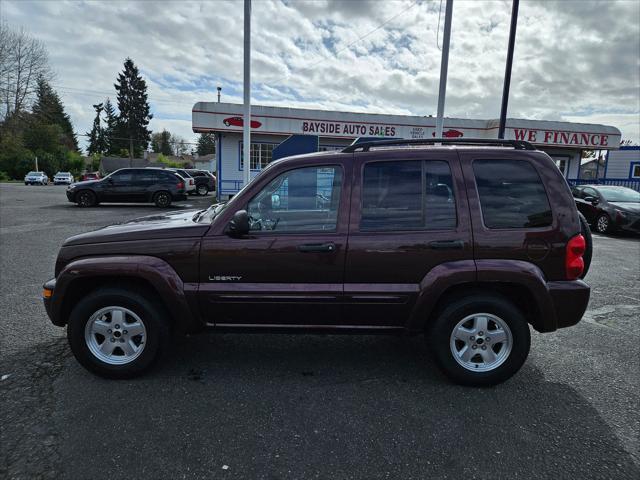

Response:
(546, 280), (590, 330)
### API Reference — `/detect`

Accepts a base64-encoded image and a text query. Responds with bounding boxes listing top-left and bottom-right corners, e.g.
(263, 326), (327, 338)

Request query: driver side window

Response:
(247, 165), (342, 232)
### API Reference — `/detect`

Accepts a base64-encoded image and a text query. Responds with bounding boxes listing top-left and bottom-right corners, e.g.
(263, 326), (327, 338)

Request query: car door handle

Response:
(429, 240), (465, 250)
(297, 242), (337, 253)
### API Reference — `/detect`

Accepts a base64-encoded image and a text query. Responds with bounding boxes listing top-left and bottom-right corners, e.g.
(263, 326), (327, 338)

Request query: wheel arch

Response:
(50, 255), (202, 333)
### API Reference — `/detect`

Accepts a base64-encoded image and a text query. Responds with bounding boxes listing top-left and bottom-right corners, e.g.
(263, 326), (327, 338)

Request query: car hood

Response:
(63, 209), (211, 246)
(610, 202), (640, 214)
(70, 179), (100, 187)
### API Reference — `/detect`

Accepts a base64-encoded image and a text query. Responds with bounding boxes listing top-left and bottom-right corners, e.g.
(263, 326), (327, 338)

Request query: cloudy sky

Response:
(2, 0), (639, 151)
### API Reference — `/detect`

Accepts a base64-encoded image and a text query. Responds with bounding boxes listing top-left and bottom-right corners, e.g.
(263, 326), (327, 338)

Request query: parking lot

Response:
(1, 182), (639, 479)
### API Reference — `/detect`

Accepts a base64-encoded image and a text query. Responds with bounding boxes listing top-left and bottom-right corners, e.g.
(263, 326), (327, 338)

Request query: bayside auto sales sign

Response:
(193, 102), (621, 149)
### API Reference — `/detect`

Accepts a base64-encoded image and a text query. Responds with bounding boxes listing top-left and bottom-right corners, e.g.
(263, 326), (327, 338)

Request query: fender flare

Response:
(407, 259), (558, 332)
(49, 255), (201, 331)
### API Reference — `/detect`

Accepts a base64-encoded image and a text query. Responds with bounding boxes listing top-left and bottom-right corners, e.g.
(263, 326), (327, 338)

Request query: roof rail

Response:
(341, 138), (536, 153)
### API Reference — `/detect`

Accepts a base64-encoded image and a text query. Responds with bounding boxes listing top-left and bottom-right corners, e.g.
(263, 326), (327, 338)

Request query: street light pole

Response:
(242, 0), (251, 187)
(498, 0), (519, 139)
(435, 0), (453, 138)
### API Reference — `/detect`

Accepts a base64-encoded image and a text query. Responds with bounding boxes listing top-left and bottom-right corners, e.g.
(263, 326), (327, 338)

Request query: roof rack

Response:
(341, 138), (536, 153)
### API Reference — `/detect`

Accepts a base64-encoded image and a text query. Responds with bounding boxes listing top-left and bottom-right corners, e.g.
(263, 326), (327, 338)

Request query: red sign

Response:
(302, 121), (396, 137)
(513, 128), (608, 147)
(223, 116), (262, 129)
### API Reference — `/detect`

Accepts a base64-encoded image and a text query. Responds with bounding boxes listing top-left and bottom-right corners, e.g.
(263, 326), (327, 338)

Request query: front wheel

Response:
(76, 190), (97, 207)
(427, 294), (531, 386)
(67, 287), (170, 378)
(154, 191), (172, 208)
(595, 213), (611, 234)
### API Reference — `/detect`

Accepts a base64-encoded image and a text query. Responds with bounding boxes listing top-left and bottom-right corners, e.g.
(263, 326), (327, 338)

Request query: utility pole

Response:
(35, 156), (38, 172)
(435, 0), (453, 138)
(498, 0), (519, 139)
(242, 0), (251, 187)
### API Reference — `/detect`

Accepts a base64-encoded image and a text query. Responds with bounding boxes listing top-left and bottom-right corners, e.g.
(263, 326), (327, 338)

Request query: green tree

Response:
(196, 132), (216, 155)
(86, 102), (106, 155)
(113, 58), (152, 159)
(103, 98), (118, 155)
(151, 129), (173, 155)
(31, 78), (78, 151)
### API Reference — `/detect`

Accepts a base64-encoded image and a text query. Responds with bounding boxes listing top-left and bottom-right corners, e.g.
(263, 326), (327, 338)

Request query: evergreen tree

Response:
(196, 132), (216, 155)
(113, 58), (152, 159)
(86, 102), (106, 155)
(31, 78), (78, 151)
(150, 129), (173, 155)
(102, 98), (117, 155)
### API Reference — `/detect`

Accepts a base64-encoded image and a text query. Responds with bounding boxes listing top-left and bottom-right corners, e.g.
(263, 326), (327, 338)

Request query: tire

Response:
(25, 182), (28, 185)
(196, 184), (209, 196)
(76, 190), (97, 207)
(67, 287), (170, 379)
(154, 191), (172, 208)
(427, 294), (531, 387)
(578, 212), (592, 279)
(595, 213), (611, 234)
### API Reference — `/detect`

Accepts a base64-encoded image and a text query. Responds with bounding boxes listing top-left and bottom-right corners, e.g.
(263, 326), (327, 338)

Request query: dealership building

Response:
(192, 102), (622, 199)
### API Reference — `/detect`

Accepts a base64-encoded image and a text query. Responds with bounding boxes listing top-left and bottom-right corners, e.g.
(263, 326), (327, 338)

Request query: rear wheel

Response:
(76, 190), (97, 207)
(67, 287), (170, 378)
(154, 191), (172, 208)
(197, 184), (209, 196)
(427, 294), (531, 386)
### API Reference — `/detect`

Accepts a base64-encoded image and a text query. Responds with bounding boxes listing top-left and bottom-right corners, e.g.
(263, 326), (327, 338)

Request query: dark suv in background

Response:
(45, 139), (589, 386)
(186, 169), (216, 196)
(66, 168), (186, 207)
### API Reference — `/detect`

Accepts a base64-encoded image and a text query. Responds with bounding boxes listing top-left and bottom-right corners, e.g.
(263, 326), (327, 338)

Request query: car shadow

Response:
(36, 333), (640, 479)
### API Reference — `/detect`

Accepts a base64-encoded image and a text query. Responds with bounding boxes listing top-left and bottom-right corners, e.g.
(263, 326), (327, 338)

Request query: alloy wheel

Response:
(449, 313), (513, 372)
(84, 306), (147, 365)
(596, 215), (609, 233)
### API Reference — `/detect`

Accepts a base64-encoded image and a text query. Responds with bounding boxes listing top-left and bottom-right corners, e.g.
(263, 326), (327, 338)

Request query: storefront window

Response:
(240, 142), (275, 170)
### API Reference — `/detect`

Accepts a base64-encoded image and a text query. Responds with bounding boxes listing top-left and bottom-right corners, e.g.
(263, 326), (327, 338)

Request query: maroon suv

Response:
(43, 139), (589, 386)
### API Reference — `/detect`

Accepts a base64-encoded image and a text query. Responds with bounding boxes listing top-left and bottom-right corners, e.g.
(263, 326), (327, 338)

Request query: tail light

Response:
(565, 234), (585, 280)
(177, 181), (184, 189)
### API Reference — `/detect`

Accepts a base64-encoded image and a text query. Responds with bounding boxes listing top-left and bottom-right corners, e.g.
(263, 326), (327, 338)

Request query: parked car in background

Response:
(53, 172), (74, 185)
(185, 169), (216, 196)
(572, 185), (640, 234)
(166, 168), (196, 195)
(80, 172), (101, 181)
(24, 171), (49, 185)
(66, 168), (186, 208)
(44, 138), (590, 386)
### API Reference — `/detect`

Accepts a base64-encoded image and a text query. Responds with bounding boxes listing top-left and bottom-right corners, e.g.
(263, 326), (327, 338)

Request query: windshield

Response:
(599, 187), (640, 202)
(27, 171), (39, 176)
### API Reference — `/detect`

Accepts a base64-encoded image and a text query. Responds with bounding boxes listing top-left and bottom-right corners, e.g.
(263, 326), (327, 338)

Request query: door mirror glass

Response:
(227, 209), (249, 236)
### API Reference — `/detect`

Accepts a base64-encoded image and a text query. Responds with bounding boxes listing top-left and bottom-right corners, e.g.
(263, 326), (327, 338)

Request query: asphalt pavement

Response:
(1, 182), (639, 480)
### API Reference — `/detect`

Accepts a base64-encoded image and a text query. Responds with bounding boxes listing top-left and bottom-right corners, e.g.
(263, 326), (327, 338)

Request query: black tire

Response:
(196, 184), (209, 196)
(595, 213), (611, 234)
(67, 287), (170, 379)
(25, 182), (28, 185)
(76, 189), (97, 207)
(427, 294), (531, 387)
(154, 190), (172, 208)
(578, 212), (592, 279)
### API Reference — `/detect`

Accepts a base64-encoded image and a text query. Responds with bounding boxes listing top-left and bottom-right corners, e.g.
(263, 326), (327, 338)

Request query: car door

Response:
(198, 162), (350, 327)
(101, 169), (136, 202)
(344, 150), (473, 327)
(579, 187), (601, 223)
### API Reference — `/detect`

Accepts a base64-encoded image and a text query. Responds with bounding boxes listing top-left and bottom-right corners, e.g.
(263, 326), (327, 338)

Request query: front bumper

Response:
(65, 190), (75, 202)
(614, 214), (640, 234)
(42, 278), (61, 326)
(547, 279), (590, 330)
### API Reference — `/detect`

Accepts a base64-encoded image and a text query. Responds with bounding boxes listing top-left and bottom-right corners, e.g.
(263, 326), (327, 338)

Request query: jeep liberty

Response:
(43, 138), (590, 386)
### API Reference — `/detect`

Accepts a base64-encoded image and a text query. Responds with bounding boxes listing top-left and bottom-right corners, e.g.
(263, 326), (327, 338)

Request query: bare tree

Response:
(0, 23), (51, 121)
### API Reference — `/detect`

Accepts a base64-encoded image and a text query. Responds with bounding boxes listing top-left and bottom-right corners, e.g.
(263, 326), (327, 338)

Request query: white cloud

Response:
(3, 0), (639, 150)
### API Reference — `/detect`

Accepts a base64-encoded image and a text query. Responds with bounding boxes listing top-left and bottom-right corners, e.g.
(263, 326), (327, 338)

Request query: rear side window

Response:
(473, 159), (552, 229)
(361, 160), (457, 231)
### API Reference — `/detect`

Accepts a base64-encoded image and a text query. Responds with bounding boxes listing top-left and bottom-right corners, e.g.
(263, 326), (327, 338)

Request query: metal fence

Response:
(567, 178), (640, 192)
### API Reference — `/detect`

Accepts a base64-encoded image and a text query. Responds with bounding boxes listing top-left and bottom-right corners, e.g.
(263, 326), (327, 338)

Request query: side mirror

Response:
(227, 210), (249, 236)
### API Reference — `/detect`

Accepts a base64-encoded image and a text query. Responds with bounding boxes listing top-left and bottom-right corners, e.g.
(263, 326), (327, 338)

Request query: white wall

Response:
(605, 149), (639, 179)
